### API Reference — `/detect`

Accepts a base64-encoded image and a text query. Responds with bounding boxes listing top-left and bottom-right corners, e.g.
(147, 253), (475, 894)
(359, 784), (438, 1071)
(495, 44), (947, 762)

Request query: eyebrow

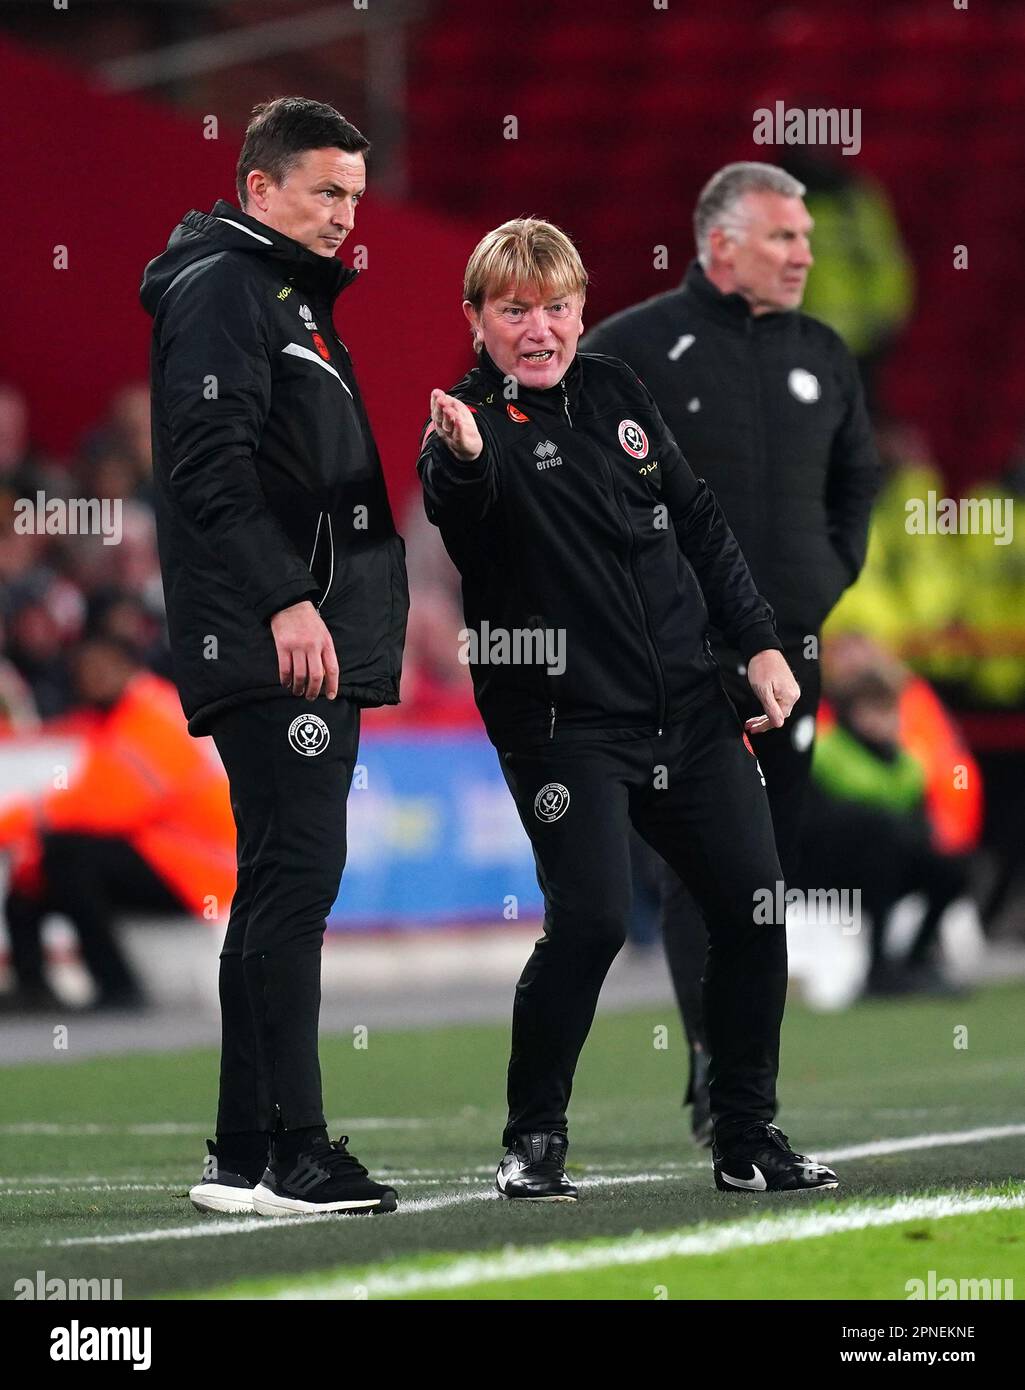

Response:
(500, 294), (568, 307)
(318, 183), (365, 195)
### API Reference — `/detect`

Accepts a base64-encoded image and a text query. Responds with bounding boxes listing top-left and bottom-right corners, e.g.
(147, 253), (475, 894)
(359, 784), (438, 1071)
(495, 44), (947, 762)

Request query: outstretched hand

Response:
(430, 389), (484, 462)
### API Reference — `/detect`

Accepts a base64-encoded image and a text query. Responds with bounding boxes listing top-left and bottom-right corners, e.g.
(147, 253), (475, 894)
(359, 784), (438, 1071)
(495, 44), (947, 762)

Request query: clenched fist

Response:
(430, 388), (484, 463)
(744, 649), (800, 734)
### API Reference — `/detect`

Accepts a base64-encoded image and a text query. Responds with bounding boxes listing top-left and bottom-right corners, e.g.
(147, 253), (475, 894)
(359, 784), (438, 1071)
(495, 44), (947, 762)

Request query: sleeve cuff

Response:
(255, 579), (320, 624)
(736, 622), (783, 665)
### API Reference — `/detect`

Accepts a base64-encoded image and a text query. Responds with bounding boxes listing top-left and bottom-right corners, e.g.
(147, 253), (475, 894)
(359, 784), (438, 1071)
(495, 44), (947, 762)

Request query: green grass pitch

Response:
(2, 981), (1023, 1300)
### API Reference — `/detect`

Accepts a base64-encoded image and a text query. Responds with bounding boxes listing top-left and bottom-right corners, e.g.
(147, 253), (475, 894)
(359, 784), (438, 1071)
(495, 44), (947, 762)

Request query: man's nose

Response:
(792, 240), (813, 267)
(332, 202), (355, 230)
(523, 308), (551, 337)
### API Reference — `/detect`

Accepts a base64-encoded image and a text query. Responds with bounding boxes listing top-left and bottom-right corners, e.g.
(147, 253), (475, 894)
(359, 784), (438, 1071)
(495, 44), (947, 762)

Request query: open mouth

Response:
(521, 350), (555, 362)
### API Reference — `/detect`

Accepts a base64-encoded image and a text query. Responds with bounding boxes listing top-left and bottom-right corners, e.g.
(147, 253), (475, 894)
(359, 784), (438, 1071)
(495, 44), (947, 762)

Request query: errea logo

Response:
(299, 304), (319, 331)
(534, 440), (563, 471)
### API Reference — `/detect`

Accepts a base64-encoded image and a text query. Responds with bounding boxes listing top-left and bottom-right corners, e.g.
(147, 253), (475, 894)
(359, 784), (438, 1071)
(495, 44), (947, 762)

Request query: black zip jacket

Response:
(418, 348), (782, 748)
(140, 200), (408, 735)
(581, 261), (880, 646)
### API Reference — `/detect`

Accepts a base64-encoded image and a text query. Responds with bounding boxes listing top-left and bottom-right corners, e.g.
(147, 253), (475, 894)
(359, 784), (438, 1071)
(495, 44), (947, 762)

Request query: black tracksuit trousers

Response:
(209, 694), (361, 1137)
(498, 686), (786, 1149)
(661, 646), (821, 1095)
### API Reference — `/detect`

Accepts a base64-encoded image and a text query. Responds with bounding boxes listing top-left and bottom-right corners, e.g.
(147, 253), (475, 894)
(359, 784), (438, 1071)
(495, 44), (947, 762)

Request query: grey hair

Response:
(694, 162), (806, 268)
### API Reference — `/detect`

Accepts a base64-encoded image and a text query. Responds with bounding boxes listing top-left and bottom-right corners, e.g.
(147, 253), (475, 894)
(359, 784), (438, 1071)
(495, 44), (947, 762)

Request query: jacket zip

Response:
(309, 510), (335, 610)
(746, 316), (768, 530)
(318, 515), (335, 610)
(561, 381), (667, 734)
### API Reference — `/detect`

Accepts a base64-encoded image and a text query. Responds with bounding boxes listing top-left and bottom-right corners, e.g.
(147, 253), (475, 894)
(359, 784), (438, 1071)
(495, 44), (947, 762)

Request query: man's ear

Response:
(462, 299), (482, 349)
(246, 169), (271, 211)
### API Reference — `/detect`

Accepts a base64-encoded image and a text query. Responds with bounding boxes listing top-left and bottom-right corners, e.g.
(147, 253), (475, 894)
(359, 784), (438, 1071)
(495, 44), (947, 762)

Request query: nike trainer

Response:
(189, 1140), (261, 1214)
(713, 1123), (839, 1193)
(496, 1130), (578, 1201)
(252, 1134), (397, 1216)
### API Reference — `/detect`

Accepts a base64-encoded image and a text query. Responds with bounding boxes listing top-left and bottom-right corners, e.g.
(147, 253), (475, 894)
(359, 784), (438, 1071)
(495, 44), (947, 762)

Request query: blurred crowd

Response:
(0, 381), (170, 732)
(0, 378), (483, 734)
(0, 375), (1022, 1011)
(3, 378), (1023, 734)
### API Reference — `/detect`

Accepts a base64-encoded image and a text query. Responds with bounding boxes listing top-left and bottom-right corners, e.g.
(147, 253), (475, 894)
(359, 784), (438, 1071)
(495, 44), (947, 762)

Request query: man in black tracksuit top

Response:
(582, 162), (880, 1142)
(418, 217), (839, 1197)
(140, 99), (408, 1216)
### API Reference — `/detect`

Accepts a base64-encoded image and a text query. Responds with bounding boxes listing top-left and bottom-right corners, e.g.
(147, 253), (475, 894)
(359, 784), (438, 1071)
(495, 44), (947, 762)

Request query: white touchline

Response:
(816, 1123), (1025, 1162)
(51, 1177), (681, 1246)
(5, 1184), (172, 1197)
(45, 1124), (1025, 1250)
(272, 1191), (1025, 1300)
(0, 1117), (429, 1136)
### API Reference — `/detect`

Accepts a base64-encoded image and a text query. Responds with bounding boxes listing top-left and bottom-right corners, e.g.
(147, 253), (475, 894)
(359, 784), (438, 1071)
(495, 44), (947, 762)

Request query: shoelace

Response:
(739, 1124), (831, 1173)
(518, 1136), (568, 1173)
(740, 1122), (792, 1152)
(311, 1135), (369, 1178)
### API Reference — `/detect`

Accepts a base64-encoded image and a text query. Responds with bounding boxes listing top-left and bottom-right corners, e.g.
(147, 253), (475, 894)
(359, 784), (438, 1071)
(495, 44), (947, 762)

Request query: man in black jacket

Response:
(140, 97), (408, 1216)
(581, 162), (880, 1143)
(419, 218), (839, 1197)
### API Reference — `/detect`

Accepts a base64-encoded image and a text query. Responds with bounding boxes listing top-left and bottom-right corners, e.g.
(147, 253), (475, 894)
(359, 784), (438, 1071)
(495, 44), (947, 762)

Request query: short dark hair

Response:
(236, 96), (369, 208)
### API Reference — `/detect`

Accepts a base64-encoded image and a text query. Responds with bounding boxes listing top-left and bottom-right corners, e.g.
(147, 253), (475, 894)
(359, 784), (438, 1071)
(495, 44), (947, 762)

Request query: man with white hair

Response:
(582, 162), (880, 1143)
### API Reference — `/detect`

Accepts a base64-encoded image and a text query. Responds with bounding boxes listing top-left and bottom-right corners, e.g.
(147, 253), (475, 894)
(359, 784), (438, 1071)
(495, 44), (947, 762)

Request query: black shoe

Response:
(253, 1135), (397, 1216)
(713, 1123), (839, 1193)
(496, 1131), (578, 1201)
(189, 1140), (261, 1214)
(685, 1047), (714, 1149)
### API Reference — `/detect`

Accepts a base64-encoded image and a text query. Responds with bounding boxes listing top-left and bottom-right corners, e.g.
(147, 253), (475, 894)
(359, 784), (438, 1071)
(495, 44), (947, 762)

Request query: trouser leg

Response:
(661, 648), (819, 1099)
(634, 693), (787, 1146)
(3, 888), (49, 991)
(497, 742), (634, 1146)
(210, 696), (360, 1134)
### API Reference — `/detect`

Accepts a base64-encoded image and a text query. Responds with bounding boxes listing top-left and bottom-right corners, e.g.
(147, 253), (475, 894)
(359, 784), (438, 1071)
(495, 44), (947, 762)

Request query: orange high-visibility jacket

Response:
(817, 674), (983, 856)
(0, 672), (236, 919)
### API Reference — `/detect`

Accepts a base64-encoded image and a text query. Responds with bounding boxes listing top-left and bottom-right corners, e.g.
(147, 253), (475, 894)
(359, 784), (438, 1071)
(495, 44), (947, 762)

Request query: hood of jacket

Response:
(140, 198), (358, 318)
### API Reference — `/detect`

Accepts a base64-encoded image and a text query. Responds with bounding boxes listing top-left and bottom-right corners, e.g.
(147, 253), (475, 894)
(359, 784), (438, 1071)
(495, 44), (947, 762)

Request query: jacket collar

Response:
(680, 259), (790, 330)
(477, 345), (584, 416)
(207, 199), (359, 301)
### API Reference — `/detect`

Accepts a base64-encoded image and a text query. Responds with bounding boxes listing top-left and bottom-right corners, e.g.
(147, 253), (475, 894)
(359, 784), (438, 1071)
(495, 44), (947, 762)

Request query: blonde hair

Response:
(463, 218), (588, 311)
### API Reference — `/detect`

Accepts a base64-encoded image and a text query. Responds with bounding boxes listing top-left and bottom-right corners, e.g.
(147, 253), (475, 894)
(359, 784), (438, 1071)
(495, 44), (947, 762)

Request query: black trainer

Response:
(189, 1140), (261, 1214)
(713, 1123), (839, 1193)
(252, 1135), (397, 1216)
(496, 1131), (578, 1201)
